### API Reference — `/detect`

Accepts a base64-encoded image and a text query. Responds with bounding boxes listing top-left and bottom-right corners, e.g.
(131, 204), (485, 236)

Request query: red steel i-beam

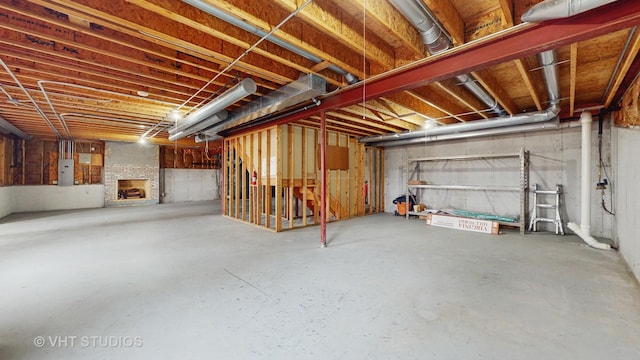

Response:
(224, 0), (640, 136)
(320, 111), (327, 248)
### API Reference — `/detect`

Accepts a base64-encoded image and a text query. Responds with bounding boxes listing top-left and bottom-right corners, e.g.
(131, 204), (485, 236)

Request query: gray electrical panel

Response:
(58, 159), (74, 186)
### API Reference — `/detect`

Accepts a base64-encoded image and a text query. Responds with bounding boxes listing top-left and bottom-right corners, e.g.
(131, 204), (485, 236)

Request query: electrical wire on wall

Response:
(598, 110), (615, 216)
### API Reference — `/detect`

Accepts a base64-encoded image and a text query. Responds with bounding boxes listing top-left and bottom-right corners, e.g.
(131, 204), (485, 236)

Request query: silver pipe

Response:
(388, 0), (451, 55)
(360, 106), (559, 144)
(539, 50), (560, 105)
(367, 120), (561, 147)
(603, 27), (637, 101)
(522, 0), (618, 22)
(0, 115), (28, 138)
(169, 110), (228, 141)
(391, 0), (505, 116)
(360, 40), (561, 146)
(168, 78), (255, 138)
(455, 74), (506, 116)
(181, 0), (359, 84)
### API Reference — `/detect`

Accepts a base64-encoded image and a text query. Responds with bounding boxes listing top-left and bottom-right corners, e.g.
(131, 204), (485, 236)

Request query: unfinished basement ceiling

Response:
(0, 0), (639, 147)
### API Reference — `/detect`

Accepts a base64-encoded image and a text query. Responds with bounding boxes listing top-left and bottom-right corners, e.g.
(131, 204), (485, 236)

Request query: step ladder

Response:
(528, 184), (564, 235)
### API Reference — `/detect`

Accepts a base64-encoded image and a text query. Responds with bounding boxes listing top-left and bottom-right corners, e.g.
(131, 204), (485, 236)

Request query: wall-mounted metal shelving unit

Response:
(406, 148), (529, 234)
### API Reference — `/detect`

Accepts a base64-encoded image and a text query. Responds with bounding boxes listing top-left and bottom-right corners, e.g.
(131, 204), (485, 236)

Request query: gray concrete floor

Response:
(1, 201), (639, 359)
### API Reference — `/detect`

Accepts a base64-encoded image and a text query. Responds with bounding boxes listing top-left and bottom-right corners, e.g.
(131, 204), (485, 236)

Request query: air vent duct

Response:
(522, 0), (618, 22)
(199, 73), (326, 137)
(168, 78), (256, 141)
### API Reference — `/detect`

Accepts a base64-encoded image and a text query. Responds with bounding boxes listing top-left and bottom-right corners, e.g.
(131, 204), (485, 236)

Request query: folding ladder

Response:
(528, 184), (564, 235)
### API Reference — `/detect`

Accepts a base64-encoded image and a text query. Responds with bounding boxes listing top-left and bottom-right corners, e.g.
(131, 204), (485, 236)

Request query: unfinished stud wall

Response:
(223, 124), (382, 231)
(385, 122), (614, 238)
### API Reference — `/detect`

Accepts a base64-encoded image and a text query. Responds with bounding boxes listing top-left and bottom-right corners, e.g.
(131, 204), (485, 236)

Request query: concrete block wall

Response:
(160, 169), (220, 203)
(612, 127), (640, 281)
(104, 142), (159, 207)
(384, 122), (614, 238)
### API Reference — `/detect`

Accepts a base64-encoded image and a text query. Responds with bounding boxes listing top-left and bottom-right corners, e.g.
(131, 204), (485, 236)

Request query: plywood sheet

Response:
(317, 145), (349, 170)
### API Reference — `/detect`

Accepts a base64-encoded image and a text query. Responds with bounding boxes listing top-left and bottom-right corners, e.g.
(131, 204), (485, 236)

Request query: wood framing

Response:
(222, 124), (383, 231)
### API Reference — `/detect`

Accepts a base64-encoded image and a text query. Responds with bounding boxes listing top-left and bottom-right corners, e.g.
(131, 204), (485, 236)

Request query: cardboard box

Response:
(426, 213), (499, 235)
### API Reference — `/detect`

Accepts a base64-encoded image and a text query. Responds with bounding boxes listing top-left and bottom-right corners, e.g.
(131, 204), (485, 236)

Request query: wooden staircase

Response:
(292, 186), (346, 220)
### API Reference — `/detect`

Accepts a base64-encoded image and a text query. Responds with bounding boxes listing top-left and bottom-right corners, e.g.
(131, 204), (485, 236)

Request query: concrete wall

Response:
(12, 185), (104, 212)
(0, 186), (12, 219)
(160, 169), (220, 203)
(612, 127), (640, 281)
(0, 185), (104, 219)
(104, 141), (159, 207)
(384, 122), (613, 238)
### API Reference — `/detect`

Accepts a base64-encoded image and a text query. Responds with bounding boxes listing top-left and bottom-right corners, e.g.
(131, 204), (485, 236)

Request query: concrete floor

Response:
(1, 201), (639, 359)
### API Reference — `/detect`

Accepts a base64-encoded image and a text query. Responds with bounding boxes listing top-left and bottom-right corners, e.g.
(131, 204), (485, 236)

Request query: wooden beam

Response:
(271, 0), (396, 72)
(434, 79), (490, 119)
(604, 28), (640, 107)
(422, 0), (465, 45)
(339, 0), (425, 58)
(288, 125), (294, 229)
(234, 137), (239, 219)
(257, 131), (263, 225)
(498, 0), (515, 27)
(514, 59), (543, 110)
(404, 89), (469, 123)
(570, 43), (578, 116)
(275, 126), (283, 231)
(471, 69), (519, 115)
(265, 129), (271, 229)
(302, 126), (308, 226)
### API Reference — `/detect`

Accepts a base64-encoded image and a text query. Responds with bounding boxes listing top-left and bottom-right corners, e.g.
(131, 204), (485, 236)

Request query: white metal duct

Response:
(182, 0), (358, 84)
(390, 0), (505, 116)
(388, 0), (451, 54)
(360, 50), (562, 146)
(522, 0), (618, 22)
(168, 78), (256, 141)
(200, 73), (326, 136)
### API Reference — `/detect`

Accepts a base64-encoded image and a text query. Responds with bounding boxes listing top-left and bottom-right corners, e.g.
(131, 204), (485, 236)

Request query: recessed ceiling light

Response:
(138, 125), (147, 129)
(137, 90), (149, 97)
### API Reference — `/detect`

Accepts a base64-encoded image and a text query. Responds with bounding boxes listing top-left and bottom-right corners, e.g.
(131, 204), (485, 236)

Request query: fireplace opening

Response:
(117, 179), (150, 200)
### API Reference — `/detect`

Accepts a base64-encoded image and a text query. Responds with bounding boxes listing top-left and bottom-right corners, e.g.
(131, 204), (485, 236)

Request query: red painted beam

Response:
(226, 0), (640, 136)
